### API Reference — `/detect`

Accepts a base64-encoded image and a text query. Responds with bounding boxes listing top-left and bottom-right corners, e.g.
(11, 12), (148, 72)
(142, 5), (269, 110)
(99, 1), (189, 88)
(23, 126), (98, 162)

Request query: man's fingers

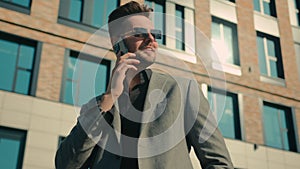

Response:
(119, 52), (136, 60)
(115, 62), (138, 74)
(118, 58), (140, 65)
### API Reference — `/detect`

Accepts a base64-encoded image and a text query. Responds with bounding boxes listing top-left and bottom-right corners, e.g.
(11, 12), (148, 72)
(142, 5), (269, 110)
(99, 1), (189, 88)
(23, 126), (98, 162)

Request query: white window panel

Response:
(166, 0), (194, 9)
(254, 12), (279, 37)
(292, 27), (300, 43)
(210, 0), (237, 24)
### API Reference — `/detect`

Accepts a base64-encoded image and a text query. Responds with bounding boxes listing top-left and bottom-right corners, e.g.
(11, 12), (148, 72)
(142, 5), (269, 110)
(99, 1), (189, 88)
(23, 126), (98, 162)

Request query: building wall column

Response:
(243, 95), (264, 144)
(236, 0), (260, 81)
(276, 0), (300, 90)
(36, 43), (64, 101)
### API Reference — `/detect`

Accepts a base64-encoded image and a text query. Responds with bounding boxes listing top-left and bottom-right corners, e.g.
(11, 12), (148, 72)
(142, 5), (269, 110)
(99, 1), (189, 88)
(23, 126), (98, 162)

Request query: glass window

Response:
(1, 0), (30, 7)
(0, 126), (26, 169)
(68, 0), (83, 22)
(253, 0), (277, 17)
(0, 0), (31, 14)
(263, 102), (297, 151)
(175, 5), (185, 51)
(207, 87), (241, 140)
(144, 0), (166, 45)
(0, 31), (38, 95)
(211, 17), (240, 66)
(58, 0), (119, 31)
(61, 50), (111, 106)
(256, 32), (284, 79)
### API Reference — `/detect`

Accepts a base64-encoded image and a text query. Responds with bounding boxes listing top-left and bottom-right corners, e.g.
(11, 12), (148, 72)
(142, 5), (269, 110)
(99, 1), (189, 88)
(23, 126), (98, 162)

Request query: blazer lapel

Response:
(110, 105), (121, 142)
(140, 71), (169, 137)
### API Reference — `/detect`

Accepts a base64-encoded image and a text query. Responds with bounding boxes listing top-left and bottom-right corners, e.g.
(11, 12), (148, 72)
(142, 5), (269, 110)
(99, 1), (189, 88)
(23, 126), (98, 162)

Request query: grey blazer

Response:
(55, 71), (234, 169)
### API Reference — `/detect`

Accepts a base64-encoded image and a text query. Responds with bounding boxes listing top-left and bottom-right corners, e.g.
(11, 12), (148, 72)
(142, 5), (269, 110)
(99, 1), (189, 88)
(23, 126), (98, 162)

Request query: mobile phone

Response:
(113, 39), (128, 55)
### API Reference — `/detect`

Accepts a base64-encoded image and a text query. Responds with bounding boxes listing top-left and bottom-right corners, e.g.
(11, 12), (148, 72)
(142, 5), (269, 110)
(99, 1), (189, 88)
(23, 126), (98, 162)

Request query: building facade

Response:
(0, 0), (300, 168)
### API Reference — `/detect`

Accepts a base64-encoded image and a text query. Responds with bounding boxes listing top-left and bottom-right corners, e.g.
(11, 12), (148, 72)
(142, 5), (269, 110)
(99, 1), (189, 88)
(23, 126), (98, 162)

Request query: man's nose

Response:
(146, 32), (155, 42)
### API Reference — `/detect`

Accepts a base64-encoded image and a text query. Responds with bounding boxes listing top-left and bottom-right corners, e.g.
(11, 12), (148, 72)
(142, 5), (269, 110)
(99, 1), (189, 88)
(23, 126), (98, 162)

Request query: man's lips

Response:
(142, 46), (156, 51)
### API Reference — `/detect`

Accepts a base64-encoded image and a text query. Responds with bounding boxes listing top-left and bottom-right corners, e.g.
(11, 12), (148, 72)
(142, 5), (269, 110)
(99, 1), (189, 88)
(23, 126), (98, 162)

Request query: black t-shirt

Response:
(120, 69), (152, 169)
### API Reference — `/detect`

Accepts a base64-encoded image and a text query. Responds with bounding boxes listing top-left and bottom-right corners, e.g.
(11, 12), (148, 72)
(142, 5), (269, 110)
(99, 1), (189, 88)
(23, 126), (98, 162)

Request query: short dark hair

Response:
(108, 1), (153, 24)
(108, 1), (153, 38)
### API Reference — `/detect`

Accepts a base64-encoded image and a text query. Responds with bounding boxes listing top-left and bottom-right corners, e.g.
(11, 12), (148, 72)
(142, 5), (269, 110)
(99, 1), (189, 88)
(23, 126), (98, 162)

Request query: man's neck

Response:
(128, 73), (141, 92)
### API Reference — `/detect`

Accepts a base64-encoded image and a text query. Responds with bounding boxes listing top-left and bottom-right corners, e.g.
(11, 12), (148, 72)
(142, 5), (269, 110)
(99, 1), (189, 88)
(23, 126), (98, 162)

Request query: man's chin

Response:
(136, 50), (156, 69)
(137, 59), (155, 70)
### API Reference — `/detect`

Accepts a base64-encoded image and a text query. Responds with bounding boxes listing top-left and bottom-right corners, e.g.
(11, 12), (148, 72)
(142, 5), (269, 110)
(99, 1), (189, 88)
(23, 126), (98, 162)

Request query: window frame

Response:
(0, 31), (41, 96)
(145, 0), (197, 63)
(175, 4), (185, 51)
(60, 49), (111, 106)
(0, 126), (27, 169)
(207, 87), (242, 140)
(256, 32), (284, 80)
(211, 16), (240, 66)
(58, 0), (120, 32)
(253, 0), (277, 17)
(144, 0), (166, 45)
(261, 101), (298, 152)
(0, 0), (31, 14)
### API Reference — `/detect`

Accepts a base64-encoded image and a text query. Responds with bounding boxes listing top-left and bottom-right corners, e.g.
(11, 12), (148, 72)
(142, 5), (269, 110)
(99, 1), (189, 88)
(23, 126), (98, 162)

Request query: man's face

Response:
(120, 15), (160, 68)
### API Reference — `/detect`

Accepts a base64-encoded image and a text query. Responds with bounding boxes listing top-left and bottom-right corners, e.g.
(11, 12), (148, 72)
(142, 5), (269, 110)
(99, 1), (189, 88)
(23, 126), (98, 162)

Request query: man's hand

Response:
(100, 52), (140, 111)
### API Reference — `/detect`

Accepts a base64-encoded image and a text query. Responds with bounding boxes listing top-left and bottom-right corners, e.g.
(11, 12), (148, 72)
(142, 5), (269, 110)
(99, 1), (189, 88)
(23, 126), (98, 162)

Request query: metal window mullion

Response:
(260, 0), (264, 14)
(268, 56), (277, 61)
(102, 0), (107, 26)
(82, 0), (91, 25)
(220, 24), (225, 45)
(71, 78), (79, 105)
(75, 58), (83, 106)
(182, 8), (185, 50)
(17, 67), (31, 73)
(12, 44), (21, 92)
(30, 42), (41, 96)
(66, 76), (79, 83)
(66, 78), (78, 85)
(263, 37), (271, 76)
(277, 109), (286, 150)
(220, 23), (227, 61)
(175, 27), (182, 32)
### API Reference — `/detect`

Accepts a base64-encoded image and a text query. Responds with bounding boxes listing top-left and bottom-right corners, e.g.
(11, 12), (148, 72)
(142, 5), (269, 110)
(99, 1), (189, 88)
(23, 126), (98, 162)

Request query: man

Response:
(55, 1), (234, 169)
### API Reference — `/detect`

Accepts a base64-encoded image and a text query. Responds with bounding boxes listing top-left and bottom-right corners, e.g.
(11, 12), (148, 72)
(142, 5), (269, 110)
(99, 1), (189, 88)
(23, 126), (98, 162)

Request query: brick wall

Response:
(36, 43), (64, 101)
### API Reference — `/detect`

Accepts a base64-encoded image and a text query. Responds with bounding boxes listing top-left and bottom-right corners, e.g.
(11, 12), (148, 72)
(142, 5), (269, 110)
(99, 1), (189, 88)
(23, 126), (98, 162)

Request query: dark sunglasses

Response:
(123, 27), (162, 40)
